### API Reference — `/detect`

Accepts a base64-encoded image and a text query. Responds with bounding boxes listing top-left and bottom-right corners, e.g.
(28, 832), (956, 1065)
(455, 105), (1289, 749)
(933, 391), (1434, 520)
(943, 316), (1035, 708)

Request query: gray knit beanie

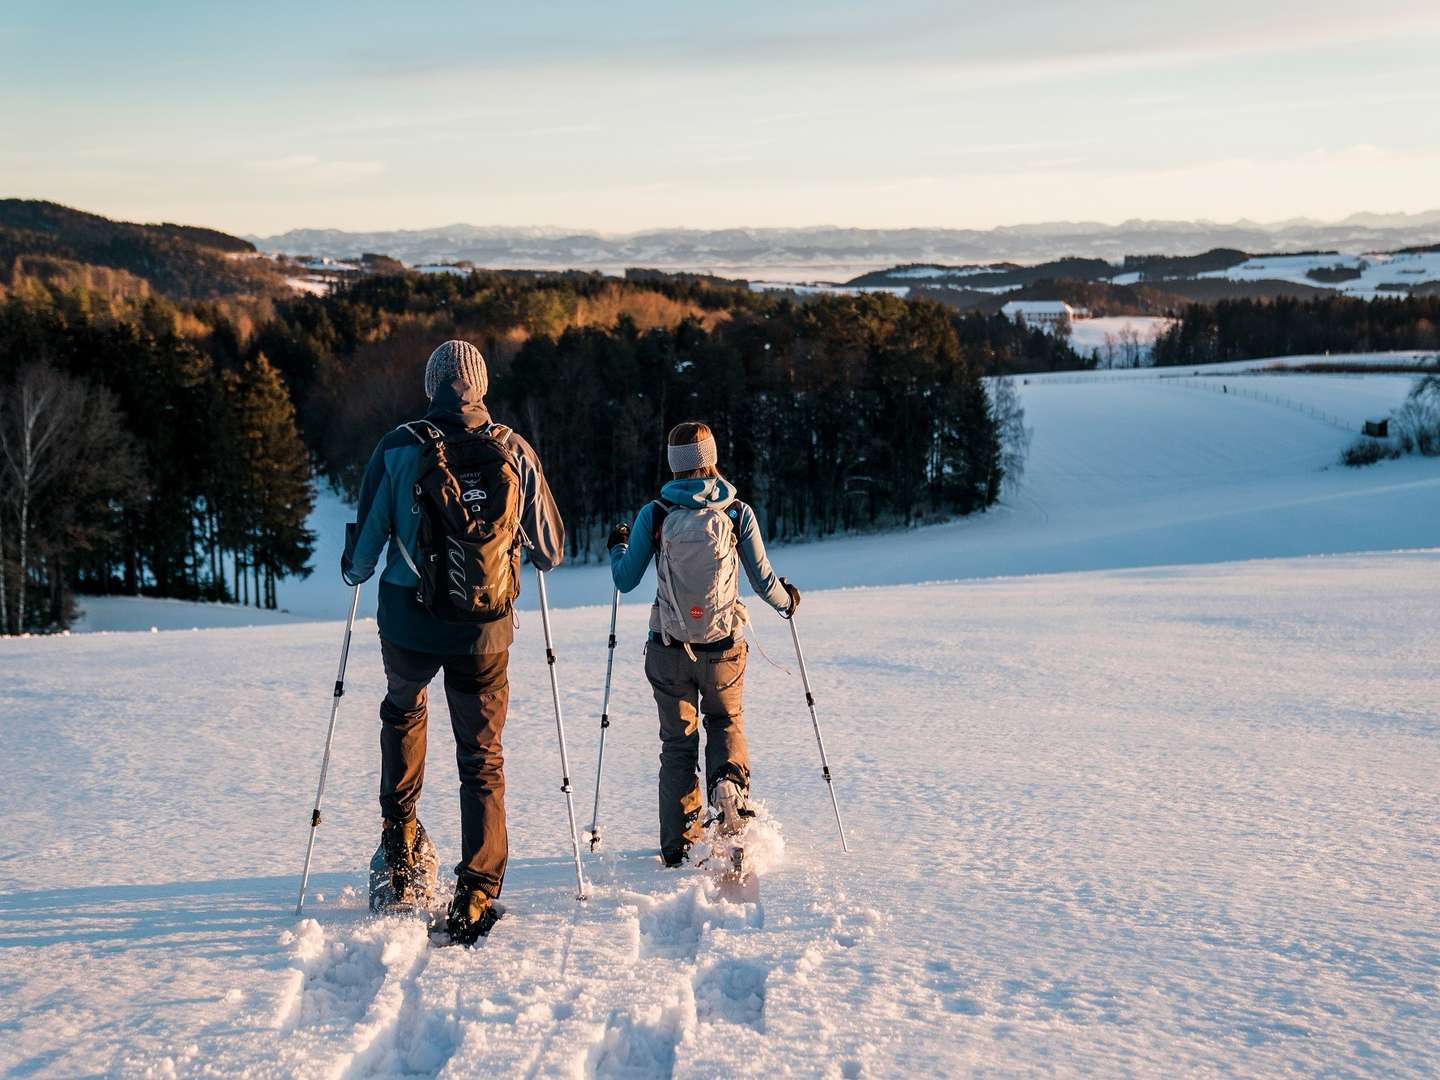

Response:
(424, 339), (488, 400)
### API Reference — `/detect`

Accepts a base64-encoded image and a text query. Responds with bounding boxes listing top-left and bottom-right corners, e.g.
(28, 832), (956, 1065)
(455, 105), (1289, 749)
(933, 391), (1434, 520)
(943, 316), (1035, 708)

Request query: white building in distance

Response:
(1001, 300), (1076, 329)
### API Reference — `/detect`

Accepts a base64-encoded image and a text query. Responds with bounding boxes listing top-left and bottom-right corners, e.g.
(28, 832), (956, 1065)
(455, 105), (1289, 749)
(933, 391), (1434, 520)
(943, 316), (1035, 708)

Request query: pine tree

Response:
(220, 353), (315, 609)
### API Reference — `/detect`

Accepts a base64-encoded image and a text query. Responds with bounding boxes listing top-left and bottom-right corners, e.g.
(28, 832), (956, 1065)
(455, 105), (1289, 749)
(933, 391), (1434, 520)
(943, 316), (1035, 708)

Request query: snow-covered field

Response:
(747, 280), (909, 297)
(3, 551), (1437, 1076)
(64, 354), (1426, 632)
(1062, 316), (1174, 365)
(71, 596), (309, 634)
(1195, 250), (1440, 299)
(253, 359), (1436, 622)
(8, 356), (1438, 1076)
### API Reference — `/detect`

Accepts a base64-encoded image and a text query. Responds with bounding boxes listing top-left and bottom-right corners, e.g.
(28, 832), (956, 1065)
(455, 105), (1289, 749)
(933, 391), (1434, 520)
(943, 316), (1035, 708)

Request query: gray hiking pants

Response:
(643, 639), (751, 855)
(379, 639), (509, 898)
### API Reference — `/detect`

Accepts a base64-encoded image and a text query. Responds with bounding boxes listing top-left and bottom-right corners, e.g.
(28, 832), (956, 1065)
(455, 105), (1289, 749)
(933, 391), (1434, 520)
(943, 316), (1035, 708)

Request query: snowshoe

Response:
(705, 781), (760, 903)
(440, 878), (502, 946)
(710, 836), (759, 903)
(368, 817), (439, 914)
(710, 778), (755, 837)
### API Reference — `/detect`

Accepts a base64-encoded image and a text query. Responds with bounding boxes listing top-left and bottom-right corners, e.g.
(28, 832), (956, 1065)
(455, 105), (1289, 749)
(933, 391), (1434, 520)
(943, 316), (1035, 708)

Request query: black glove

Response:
(607, 521), (631, 551)
(780, 577), (801, 617)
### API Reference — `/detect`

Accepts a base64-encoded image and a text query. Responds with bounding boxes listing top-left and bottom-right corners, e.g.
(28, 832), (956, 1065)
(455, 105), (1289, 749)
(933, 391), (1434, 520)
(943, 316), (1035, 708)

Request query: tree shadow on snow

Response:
(0, 873), (354, 952)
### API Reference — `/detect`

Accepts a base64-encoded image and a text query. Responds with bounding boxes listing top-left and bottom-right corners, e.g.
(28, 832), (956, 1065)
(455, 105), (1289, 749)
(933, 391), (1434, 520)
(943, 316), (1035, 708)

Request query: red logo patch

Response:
(689, 606), (704, 620)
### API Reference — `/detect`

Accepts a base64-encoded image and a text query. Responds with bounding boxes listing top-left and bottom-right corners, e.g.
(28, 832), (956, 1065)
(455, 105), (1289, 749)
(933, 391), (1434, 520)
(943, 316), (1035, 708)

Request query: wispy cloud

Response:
(353, 1), (1440, 85)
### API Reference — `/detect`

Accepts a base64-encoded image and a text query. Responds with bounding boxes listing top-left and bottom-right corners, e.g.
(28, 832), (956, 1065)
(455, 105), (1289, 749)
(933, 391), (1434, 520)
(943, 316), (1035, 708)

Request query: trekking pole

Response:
(586, 588), (621, 851)
(786, 613), (850, 853)
(536, 568), (590, 901)
(295, 582), (362, 915)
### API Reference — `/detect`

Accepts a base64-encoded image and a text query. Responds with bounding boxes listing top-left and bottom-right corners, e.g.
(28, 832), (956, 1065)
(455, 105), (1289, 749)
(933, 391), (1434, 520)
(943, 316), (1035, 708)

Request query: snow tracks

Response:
(251, 813), (877, 1078)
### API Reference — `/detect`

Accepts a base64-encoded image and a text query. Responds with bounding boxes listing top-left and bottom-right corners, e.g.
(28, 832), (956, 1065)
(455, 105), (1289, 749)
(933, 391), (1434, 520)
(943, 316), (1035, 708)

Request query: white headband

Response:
(668, 435), (718, 472)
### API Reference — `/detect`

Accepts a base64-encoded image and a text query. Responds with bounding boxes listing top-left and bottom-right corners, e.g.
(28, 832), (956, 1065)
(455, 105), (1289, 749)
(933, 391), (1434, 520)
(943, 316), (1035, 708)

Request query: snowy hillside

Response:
(253, 359), (1438, 624)
(1193, 249), (1440, 299)
(1055, 315), (1174, 364)
(63, 356), (1438, 633)
(3, 551), (1437, 1076)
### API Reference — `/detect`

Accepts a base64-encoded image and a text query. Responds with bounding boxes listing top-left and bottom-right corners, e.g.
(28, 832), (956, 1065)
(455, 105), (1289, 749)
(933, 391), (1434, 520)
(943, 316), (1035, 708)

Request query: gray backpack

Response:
(652, 499), (747, 648)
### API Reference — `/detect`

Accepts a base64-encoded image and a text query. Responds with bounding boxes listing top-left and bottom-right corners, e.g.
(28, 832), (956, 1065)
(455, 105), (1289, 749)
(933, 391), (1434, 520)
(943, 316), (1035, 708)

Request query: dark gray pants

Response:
(643, 640), (750, 855)
(379, 639), (509, 898)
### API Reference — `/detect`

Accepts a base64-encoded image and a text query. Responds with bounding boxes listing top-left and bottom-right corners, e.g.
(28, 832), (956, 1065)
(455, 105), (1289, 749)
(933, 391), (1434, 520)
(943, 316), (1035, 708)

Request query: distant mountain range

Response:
(7, 199), (1440, 310)
(250, 212), (1440, 281)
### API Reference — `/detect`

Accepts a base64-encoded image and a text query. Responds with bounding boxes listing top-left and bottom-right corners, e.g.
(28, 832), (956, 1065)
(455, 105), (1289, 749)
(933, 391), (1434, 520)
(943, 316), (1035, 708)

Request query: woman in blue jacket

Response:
(608, 422), (800, 866)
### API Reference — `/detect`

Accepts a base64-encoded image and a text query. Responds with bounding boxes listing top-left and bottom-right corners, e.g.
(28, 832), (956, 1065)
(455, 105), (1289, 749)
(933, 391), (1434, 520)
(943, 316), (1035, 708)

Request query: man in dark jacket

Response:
(341, 340), (564, 942)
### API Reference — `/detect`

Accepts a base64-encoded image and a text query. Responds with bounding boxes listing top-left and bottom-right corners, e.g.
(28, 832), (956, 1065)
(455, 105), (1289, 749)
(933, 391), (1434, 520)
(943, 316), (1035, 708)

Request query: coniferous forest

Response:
(0, 266), (1016, 631)
(1152, 295), (1440, 365)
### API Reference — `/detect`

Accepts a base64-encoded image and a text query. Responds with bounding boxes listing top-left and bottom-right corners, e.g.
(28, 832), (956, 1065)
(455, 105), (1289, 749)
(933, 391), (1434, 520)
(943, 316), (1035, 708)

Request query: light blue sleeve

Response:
(733, 503), (789, 612)
(609, 502), (657, 594)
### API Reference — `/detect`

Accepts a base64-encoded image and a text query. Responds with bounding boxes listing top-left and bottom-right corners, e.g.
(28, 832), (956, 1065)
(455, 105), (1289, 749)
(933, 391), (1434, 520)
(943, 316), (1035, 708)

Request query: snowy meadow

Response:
(3, 359), (1438, 1077)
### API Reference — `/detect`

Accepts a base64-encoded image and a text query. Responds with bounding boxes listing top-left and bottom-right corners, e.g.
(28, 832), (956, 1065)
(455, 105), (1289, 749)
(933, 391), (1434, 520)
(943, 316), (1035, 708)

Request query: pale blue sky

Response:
(4, 1), (1439, 234)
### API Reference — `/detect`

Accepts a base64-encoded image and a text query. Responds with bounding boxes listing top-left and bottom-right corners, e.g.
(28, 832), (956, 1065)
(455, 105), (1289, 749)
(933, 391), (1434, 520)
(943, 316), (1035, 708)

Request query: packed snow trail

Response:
(3, 551), (1437, 1075)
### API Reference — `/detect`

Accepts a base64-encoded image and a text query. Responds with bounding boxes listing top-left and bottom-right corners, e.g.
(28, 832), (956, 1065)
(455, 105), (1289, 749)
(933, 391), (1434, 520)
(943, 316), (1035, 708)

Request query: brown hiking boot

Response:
(381, 817), (419, 904)
(446, 879), (500, 945)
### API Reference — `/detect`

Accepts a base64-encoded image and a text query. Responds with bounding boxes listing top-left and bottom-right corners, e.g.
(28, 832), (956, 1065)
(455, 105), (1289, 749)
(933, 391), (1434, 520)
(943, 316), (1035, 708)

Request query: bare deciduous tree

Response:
(0, 364), (141, 632)
(990, 377), (1033, 495)
(1119, 326), (1145, 368)
(0, 365), (79, 633)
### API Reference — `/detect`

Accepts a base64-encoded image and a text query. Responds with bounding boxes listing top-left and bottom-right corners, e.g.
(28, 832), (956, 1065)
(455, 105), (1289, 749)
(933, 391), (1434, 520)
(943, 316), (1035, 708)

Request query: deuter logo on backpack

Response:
(654, 501), (746, 645)
(405, 422), (523, 623)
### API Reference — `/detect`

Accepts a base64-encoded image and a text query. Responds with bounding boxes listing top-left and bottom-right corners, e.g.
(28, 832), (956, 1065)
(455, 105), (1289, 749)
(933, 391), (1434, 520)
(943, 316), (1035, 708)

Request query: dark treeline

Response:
(0, 267), (1027, 630)
(949, 308), (1091, 374)
(490, 296), (1004, 559)
(257, 272), (1011, 560)
(1153, 295), (1440, 365)
(0, 283), (314, 632)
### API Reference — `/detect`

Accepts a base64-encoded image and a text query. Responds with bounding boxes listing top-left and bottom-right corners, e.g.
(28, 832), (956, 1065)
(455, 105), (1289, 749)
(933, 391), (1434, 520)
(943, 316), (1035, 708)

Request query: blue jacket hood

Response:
(425, 382), (491, 430)
(660, 476), (738, 510)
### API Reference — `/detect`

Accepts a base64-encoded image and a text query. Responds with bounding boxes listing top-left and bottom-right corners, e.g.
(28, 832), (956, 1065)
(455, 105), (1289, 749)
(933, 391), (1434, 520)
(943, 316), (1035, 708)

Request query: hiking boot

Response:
(709, 778), (754, 837)
(381, 817), (420, 904)
(446, 878), (500, 945)
(661, 845), (690, 868)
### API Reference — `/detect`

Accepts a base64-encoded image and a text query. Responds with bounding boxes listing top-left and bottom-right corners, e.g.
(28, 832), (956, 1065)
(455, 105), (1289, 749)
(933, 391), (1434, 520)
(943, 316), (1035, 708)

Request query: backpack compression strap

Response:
(650, 499), (741, 546)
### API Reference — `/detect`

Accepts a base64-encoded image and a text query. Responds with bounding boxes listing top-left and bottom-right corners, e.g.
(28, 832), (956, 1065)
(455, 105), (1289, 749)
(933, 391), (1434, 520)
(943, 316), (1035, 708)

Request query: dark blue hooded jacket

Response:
(340, 382), (564, 654)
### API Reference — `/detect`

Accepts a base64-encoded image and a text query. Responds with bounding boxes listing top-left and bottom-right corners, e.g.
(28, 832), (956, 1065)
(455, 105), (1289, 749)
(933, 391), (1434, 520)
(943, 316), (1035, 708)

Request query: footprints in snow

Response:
(274, 916), (462, 1079)
(270, 826), (854, 1078)
(693, 958), (767, 1030)
(588, 999), (690, 1077)
(927, 957), (985, 1017)
(586, 881), (771, 1077)
(633, 880), (761, 962)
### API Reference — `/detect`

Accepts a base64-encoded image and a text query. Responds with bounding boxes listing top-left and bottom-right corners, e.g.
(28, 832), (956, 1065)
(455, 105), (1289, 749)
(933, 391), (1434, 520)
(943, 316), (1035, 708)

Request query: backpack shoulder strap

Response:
(400, 420), (444, 446)
(725, 504), (741, 547)
(651, 499), (675, 546)
(480, 422), (523, 474)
